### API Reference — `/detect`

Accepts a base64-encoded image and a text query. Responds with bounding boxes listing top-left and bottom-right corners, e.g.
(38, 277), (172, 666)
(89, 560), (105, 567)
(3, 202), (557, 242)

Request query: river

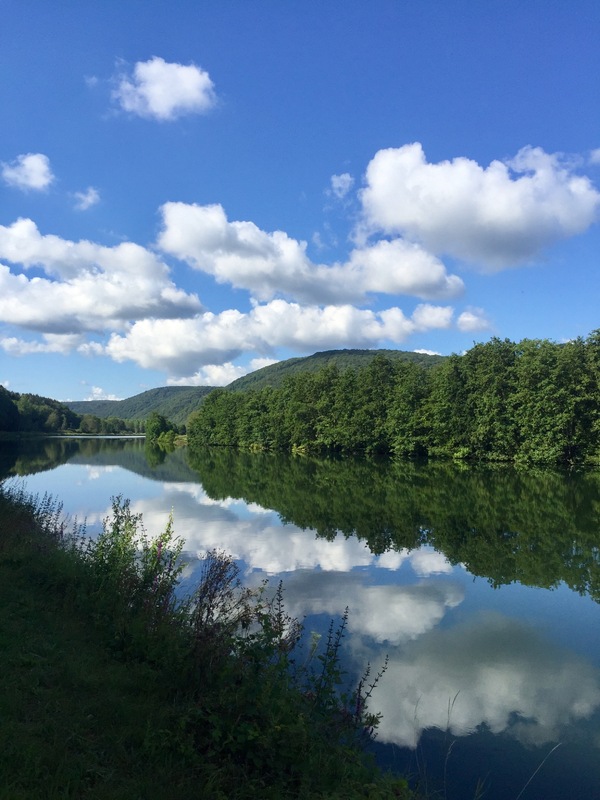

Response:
(2, 436), (600, 799)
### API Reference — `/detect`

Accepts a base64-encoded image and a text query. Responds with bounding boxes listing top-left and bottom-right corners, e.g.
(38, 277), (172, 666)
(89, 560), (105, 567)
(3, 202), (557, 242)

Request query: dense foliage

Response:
(0, 387), (81, 433)
(0, 387), (141, 435)
(188, 334), (600, 465)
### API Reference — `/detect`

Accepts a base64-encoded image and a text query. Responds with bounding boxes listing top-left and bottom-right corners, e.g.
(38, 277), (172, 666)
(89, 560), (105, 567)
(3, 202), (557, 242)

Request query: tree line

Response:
(188, 332), (600, 465)
(0, 387), (143, 435)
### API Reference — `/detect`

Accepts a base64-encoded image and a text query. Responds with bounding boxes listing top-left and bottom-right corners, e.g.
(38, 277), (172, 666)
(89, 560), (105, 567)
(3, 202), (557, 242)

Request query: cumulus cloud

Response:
(85, 386), (122, 401)
(157, 201), (463, 303)
(158, 202), (318, 301)
(344, 240), (464, 300)
(0, 219), (201, 334)
(167, 357), (278, 387)
(73, 186), (100, 211)
(589, 149), (600, 166)
(0, 333), (83, 355)
(103, 300), (454, 377)
(414, 348), (441, 356)
(456, 307), (491, 332)
(360, 143), (600, 270)
(1, 153), (54, 191)
(329, 172), (354, 199)
(113, 56), (217, 121)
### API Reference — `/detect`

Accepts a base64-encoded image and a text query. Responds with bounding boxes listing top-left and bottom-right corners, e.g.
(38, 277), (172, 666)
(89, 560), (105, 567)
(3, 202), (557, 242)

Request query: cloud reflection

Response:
(128, 483), (454, 577)
(272, 570), (464, 645)
(361, 612), (600, 748)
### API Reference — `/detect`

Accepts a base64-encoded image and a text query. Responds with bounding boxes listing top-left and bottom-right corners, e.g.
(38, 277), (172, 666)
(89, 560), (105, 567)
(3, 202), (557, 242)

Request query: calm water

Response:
(3, 437), (600, 799)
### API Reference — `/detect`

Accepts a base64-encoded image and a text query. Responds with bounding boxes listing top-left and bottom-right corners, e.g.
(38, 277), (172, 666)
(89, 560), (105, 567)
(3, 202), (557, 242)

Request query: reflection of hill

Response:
(0, 437), (200, 484)
(66, 439), (201, 483)
(0, 437), (80, 479)
(187, 448), (600, 601)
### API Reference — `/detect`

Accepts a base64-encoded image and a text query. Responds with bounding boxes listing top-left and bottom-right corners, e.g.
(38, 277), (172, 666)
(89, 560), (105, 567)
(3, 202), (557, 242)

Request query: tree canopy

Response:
(188, 332), (600, 466)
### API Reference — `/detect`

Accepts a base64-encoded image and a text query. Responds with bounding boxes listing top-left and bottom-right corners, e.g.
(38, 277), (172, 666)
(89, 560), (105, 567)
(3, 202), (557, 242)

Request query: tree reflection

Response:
(187, 448), (600, 601)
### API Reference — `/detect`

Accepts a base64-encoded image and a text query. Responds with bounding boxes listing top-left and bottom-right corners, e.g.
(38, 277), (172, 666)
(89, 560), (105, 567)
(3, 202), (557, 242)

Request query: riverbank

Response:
(0, 482), (411, 799)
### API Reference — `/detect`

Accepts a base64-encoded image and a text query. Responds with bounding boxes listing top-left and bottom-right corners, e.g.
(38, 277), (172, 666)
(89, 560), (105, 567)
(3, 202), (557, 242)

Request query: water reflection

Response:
(187, 447), (600, 601)
(364, 613), (600, 749)
(4, 438), (600, 798)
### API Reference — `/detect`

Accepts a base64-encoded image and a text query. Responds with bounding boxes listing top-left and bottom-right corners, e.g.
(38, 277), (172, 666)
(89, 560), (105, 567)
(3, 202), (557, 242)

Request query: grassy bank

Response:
(0, 482), (411, 799)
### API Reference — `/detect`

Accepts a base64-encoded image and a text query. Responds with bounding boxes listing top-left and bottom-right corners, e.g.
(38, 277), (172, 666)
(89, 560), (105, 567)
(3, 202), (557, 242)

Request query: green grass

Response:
(0, 495), (196, 799)
(0, 483), (413, 800)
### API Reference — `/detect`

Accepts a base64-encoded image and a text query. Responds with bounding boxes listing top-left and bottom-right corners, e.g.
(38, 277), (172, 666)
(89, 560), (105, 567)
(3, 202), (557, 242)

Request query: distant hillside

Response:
(227, 348), (445, 392)
(66, 386), (214, 427)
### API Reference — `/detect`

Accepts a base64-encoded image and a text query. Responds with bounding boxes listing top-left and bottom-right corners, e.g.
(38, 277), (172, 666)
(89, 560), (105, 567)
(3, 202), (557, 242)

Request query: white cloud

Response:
(85, 386), (122, 401)
(0, 333), (84, 355)
(1, 153), (54, 191)
(457, 307), (492, 332)
(329, 172), (354, 199)
(104, 300), (455, 377)
(360, 143), (600, 270)
(157, 201), (464, 303)
(344, 239), (464, 300)
(589, 148), (600, 165)
(413, 348), (441, 356)
(0, 220), (201, 334)
(113, 56), (217, 121)
(73, 186), (100, 211)
(158, 201), (317, 301)
(411, 303), (453, 330)
(168, 357), (279, 387)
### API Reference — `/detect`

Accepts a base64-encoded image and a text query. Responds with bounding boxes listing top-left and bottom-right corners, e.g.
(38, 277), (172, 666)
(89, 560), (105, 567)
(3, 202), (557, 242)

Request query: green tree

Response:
(145, 412), (174, 443)
(387, 360), (430, 457)
(80, 414), (103, 434)
(422, 355), (470, 457)
(462, 338), (518, 460)
(510, 338), (593, 464)
(0, 387), (19, 432)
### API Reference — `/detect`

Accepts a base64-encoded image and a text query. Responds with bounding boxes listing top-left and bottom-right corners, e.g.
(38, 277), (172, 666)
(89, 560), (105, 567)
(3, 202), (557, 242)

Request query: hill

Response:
(66, 386), (214, 427)
(226, 348), (445, 392)
(65, 349), (445, 426)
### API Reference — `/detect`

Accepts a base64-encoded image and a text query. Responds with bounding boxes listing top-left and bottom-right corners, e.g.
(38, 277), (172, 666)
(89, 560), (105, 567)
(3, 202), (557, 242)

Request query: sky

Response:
(1, 0), (599, 401)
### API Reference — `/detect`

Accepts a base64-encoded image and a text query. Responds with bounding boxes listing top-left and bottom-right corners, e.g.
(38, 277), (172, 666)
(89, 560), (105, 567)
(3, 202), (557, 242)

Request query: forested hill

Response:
(66, 386), (214, 426)
(65, 350), (444, 425)
(227, 348), (445, 392)
(187, 334), (600, 466)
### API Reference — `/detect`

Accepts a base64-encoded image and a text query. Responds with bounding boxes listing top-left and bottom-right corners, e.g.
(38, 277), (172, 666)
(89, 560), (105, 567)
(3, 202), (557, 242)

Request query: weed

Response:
(0, 483), (412, 799)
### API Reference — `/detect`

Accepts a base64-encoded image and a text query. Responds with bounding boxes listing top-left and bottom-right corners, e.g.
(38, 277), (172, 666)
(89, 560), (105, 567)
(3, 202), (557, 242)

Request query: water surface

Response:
(3, 437), (600, 799)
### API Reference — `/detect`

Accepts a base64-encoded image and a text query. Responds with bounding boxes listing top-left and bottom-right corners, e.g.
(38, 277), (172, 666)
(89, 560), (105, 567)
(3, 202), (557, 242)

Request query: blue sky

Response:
(1, 1), (599, 401)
